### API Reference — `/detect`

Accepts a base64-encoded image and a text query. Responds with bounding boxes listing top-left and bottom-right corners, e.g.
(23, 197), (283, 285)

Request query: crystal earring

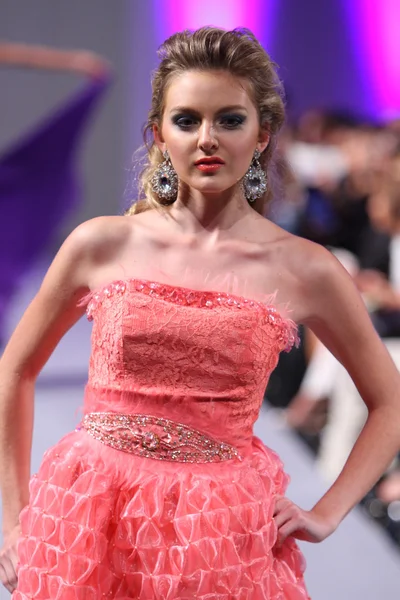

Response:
(151, 150), (178, 202)
(242, 149), (268, 203)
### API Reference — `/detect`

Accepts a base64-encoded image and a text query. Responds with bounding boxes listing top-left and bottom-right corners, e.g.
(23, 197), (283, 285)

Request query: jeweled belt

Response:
(78, 412), (241, 463)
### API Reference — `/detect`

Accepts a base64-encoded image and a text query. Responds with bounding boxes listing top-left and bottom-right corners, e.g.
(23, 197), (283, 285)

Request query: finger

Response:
(277, 519), (303, 546)
(8, 559), (18, 591)
(0, 561), (15, 594)
(0, 562), (7, 587)
(274, 508), (294, 529)
(0, 556), (18, 592)
(273, 496), (292, 516)
(5, 580), (17, 594)
(275, 498), (302, 518)
(274, 499), (301, 524)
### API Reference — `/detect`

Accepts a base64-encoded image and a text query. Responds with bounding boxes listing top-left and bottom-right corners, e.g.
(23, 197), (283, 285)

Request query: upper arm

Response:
(301, 247), (400, 411)
(0, 219), (101, 380)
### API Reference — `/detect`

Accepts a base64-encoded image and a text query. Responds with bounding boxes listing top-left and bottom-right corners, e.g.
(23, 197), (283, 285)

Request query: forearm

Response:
(0, 374), (34, 535)
(312, 403), (400, 526)
(0, 42), (83, 72)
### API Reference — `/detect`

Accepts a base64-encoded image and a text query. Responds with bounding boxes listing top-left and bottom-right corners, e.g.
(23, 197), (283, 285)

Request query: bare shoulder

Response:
(0, 216), (134, 378)
(278, 233), (339, 287)
(66, 215), (132, 261)
(282, 236), (358, 323)
(60, 215), (134, 283)
(259, 224), (359, 325)
(275, 233), (370, 349)
(254, 216), (332, 278)
(23, 213), (133, 310)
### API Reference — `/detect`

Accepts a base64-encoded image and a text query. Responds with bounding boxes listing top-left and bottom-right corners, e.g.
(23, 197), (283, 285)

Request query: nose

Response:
(198, 121), (218, 152)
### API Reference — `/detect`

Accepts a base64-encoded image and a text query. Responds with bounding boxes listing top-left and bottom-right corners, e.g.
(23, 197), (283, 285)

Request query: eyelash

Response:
(172, 115), (246, 130)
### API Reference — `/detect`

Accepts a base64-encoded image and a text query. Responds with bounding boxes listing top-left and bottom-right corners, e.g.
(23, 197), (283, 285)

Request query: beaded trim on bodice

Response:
(78, 412), (241, 463)
(83, 277), (299, 352)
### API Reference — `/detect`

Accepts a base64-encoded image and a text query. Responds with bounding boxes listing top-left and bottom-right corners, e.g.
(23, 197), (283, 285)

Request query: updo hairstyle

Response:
(126, 27), (285, 215)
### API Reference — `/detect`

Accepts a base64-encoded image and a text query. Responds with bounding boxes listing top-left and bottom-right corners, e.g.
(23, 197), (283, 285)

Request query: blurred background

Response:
(1, 0), (400, 598)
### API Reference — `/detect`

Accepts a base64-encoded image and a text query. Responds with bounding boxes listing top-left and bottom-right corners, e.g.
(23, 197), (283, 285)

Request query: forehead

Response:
(164, 70), (255, 112)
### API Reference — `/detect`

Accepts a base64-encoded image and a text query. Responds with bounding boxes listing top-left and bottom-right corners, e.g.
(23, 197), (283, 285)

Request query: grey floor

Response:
(1, 267), (400, 599)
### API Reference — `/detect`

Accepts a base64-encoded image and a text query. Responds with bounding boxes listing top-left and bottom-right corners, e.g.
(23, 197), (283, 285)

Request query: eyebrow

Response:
(169, 105), (248, 115)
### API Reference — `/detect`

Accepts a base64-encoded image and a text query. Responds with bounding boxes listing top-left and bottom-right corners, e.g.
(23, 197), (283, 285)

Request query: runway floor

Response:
(1, 266), (399, 599)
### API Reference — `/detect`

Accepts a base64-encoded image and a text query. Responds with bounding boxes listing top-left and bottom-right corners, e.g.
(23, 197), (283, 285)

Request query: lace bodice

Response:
(81, 278), (298, 453)
(16, 278), (309, 600)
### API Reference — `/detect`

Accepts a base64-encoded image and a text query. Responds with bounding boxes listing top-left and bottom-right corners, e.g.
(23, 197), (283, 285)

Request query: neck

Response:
(167, 186), (255, 237)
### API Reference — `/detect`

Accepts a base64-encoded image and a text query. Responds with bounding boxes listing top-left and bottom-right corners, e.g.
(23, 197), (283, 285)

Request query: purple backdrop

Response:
(0, 77), (109, 343)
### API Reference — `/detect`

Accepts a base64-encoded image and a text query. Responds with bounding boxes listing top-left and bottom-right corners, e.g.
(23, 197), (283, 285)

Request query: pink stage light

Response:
(153, 0), (277, 48)
(344, 0), (400, 117)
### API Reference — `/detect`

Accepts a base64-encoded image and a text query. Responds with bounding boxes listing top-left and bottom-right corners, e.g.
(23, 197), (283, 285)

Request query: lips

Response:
(194, 157), (225, 165)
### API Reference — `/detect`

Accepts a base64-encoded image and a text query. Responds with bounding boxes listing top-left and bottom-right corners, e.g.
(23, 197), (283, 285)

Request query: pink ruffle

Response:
(14, 432), (309, 600)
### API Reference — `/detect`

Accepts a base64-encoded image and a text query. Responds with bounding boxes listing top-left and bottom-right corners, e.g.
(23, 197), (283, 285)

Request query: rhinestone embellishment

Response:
(78, 412), (241, 463)
(150, 151), (179, 201)
(242, 149), (268, 202)
(86, 281), (126, 321)
(84, 278), (298, 351)
(150, 161), (179, 201)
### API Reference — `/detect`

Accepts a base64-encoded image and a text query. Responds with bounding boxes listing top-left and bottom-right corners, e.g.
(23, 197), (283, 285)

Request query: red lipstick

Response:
(194, 156), (225, 173)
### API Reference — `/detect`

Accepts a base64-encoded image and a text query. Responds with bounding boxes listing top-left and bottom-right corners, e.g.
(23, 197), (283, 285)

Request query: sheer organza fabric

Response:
(14, 278), (310, 599)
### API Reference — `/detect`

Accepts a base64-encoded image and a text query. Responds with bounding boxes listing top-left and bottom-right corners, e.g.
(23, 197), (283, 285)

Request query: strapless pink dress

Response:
(14, 279), (310, 599)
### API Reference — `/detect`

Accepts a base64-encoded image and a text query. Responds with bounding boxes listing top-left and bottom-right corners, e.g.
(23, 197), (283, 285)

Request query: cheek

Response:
(164, 130), (196, 163)
(226, 134), (256, 165)
(225, 125), (258, 149)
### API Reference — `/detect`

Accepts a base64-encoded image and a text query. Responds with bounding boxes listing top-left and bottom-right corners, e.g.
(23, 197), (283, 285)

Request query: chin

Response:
(190, 177), (236, 196)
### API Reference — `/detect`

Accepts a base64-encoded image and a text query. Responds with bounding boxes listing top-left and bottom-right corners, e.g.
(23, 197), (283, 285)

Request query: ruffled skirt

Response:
(13, 431), (309, 599)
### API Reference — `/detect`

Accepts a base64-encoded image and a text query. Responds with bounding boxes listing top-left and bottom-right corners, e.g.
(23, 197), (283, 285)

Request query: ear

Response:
(153, 124), (167, 153)
(257, 126), (270, 154)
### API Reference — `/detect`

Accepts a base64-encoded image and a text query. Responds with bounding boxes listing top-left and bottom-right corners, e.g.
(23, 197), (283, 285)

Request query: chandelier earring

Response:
(151, 150), (178, 202)
(242, 149), (268, 203)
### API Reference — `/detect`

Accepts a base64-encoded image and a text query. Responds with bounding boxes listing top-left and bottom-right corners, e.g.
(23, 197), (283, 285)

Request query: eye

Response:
(219, 114), (246, 129)
(172, 115), (198, 129)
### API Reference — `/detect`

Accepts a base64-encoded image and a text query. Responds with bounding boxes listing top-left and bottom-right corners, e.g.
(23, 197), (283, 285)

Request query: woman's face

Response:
(154, 70), (269, 196)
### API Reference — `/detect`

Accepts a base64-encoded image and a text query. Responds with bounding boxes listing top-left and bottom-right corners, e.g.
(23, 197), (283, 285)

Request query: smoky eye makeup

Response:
(218, 113), (247, 128)
(171, 113), (198, 129)
(171, 112), (247, 130)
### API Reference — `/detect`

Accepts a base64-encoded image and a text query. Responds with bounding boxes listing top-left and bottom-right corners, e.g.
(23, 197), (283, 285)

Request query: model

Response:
(1, 27), (399, 599)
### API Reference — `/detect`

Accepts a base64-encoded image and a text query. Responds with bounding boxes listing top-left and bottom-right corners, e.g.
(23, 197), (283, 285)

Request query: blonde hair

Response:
(126, 27), (285, 216)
